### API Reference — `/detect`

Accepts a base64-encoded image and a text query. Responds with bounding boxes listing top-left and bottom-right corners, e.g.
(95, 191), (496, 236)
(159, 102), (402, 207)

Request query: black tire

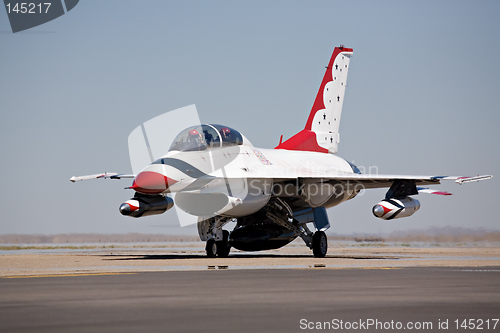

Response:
(312, 231), (328, 258)
(216, 230), (231, 258)
(206, 239), (217, 258)
(216, 242), (230, 257)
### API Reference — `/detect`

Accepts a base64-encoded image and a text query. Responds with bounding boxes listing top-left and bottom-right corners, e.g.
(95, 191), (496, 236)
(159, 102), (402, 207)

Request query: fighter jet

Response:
(71, 46), (492, 258)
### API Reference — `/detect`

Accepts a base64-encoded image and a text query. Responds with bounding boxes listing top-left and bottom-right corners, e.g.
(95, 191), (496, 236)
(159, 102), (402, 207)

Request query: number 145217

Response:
(454, 319), (499, 330)
(5, 3), (52, 14)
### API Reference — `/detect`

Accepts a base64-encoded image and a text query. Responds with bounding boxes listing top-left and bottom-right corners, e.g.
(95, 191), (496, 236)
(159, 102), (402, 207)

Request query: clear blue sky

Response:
(1, 0), (498, 236)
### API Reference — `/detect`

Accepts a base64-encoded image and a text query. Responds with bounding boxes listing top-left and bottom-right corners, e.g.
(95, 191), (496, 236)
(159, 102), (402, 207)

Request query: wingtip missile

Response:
(455, 175), (493, 185)
(69, 172), (119, 182)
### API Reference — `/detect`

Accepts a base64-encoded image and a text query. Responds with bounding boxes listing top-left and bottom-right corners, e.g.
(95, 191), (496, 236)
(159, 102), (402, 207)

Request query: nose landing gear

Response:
(205, 230), (230, 258)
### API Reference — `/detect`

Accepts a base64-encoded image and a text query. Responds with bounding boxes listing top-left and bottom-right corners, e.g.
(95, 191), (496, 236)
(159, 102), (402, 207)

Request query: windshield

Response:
(169, 125), (219, 152)
(211, 124), (243, 147)
(169, 124), (243, 152)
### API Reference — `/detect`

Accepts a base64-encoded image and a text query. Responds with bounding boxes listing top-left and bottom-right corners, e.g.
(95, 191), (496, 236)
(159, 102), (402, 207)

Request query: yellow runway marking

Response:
(2, 272), (137, 279)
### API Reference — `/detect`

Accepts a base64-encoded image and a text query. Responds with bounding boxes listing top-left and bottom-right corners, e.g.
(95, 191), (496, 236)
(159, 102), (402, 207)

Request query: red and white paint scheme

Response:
(119, 195), (174, 218)
(71, 46), (492, 258)
(372, 197), (420, 220)
(276, 46), (352, 154)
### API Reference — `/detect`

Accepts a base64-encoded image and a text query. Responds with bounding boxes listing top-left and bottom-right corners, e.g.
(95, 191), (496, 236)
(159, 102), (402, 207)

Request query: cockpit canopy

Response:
(169, 124), (244, 152)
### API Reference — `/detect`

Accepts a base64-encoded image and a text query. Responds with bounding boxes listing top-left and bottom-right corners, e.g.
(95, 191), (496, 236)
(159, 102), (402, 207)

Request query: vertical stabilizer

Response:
(276, 46), (353, 154)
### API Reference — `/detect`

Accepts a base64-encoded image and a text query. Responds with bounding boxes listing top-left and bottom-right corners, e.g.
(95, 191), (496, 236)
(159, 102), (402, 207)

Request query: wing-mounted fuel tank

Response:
(119, 192), (174, 218)
(372, 197), (420, 220)
(372, 180), (421, 220)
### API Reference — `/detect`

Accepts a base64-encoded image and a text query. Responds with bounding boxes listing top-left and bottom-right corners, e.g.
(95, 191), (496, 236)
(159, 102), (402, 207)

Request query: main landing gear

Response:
(265, 198), (329, 258)
(312, 231), (328, 258)
(198, 208), (329, 258)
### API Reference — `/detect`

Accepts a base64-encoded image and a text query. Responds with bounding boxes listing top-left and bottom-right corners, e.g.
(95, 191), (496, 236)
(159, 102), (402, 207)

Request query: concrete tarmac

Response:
(2, 245), (500, 276)
(1, 267), (499, 333)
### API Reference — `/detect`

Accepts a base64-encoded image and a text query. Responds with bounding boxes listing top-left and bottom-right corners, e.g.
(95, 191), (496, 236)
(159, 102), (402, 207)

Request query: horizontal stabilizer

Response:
(416, 187), (452, 195)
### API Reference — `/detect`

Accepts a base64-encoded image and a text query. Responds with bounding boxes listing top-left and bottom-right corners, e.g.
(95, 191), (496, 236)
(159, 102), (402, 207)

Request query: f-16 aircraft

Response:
(71, 46), (492, 258)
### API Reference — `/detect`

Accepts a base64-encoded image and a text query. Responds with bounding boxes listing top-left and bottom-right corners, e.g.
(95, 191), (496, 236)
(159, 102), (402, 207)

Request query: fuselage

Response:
(130, 128), (359, 218)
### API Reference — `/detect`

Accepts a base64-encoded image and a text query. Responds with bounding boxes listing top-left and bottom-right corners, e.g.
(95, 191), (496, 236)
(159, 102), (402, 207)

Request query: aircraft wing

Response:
(219, 164), (492, 195)
(222, 163), (492, 189)
(297, 174), (493, 189)
(217, 149), (492, 189)
(280, 174), (492, 196)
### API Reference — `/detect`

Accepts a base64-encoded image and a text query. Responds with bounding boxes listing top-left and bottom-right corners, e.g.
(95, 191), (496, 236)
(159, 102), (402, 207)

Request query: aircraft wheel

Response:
(312, 231), (328, 258)
(217, 242), (230, 257)
(216, 230), (230, 258)
(206, 238), (217, 258)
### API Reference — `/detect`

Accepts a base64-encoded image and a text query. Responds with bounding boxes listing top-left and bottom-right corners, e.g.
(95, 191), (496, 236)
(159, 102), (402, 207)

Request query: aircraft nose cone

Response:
(130, 171), (178, 195)
(119, 203), (131, 215)
(372, 204), (385, 217)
